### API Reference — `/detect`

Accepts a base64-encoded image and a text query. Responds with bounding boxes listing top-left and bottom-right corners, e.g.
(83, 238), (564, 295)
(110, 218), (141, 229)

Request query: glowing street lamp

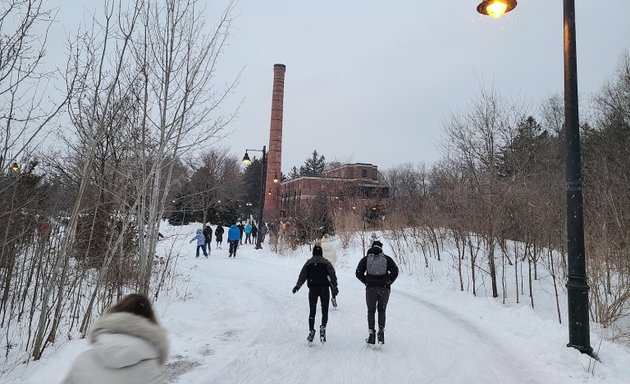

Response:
(477, 0), (593, 356)
(477, 0), (516, 18)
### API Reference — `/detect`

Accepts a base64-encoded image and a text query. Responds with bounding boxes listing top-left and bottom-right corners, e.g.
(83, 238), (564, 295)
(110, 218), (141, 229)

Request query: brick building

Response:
(277, 163), (388, 219)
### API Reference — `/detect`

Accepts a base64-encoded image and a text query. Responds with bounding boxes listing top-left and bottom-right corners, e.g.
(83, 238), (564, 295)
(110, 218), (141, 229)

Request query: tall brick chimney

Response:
(264, 64), (286, 221)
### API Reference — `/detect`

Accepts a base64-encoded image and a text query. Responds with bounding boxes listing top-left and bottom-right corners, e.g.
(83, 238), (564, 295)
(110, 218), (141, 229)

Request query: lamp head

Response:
(273, 174), (279, 183)
(242, 151), (251, 165)
(10, 162), (19, 173)
(477, 0), (517, 18)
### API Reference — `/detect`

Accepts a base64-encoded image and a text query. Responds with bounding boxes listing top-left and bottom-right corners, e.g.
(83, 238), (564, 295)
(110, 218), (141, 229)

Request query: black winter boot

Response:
(377, 328), (385, 344)
(366, 329), (376, 344)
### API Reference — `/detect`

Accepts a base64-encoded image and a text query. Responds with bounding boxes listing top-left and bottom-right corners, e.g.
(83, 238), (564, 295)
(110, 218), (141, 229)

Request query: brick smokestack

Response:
(264, 64), (286, 221)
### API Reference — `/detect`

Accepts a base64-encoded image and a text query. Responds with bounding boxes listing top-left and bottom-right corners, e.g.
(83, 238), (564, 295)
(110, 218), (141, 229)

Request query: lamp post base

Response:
(567, 343), (596, 359)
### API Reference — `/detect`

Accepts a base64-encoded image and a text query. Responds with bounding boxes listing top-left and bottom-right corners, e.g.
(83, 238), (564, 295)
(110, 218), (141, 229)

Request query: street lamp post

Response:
(243, 146), (268, 250)
(477, 0), (593, 355)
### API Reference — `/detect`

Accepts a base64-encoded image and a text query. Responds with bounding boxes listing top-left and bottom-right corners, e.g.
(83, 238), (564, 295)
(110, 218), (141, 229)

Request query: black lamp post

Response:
(477, 0), (593, 355)
(243, 145), (268, 250)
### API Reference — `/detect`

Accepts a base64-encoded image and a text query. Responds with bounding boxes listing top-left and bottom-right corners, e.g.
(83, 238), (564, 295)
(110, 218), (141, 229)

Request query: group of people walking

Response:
(293, 240), (399, 345)
(190, 222), (268, 258)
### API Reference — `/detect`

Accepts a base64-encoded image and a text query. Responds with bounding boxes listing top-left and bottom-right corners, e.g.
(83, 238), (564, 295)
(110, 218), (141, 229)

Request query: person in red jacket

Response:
(293, 242), (339, 343)
(355, 240), (399, 345)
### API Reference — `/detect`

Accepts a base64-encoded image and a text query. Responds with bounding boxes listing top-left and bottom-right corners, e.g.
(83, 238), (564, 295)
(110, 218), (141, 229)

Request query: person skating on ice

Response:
(292, 242), (338, 344)
(355, 240), (399, 345)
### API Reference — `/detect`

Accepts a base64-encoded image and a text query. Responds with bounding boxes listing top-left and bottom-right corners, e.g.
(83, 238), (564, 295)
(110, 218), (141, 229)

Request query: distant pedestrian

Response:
(292, 242), (338, 344)
(237, 222), (245, 245)
(251, 223), (258, 244)
(244, 222), (252, 244)
(259, 223), (267, 243)
(355, 240), (398, 345)
(203, 223), (213, 255)
(227, 224), (240, 258)
(63, 293), (168, 384)
(190, 228), (208, 258)
(215, 224), (224, 248)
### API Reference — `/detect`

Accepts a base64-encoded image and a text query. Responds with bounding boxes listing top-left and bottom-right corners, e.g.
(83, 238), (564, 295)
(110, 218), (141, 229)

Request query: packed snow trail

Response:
(13, 223), (629, 384)
(161, 236), (551, 384)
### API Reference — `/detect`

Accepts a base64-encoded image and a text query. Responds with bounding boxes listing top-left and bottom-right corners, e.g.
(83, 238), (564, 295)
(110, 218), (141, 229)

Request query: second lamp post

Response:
(243, 145), (267, 250)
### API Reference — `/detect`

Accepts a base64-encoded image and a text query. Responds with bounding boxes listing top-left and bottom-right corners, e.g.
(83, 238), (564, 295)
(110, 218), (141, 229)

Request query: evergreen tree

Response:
(299, 150), (326, 177)
(497, 116), (551, 178)
(288, 166), (300, 180)
(242, 157), (264, 209)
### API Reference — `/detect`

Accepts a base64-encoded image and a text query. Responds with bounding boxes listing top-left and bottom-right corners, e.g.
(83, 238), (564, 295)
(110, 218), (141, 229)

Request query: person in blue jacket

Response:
(244, 222), (252, 244)
(190, 228), (207, 258)
(227, 224), (241, 257)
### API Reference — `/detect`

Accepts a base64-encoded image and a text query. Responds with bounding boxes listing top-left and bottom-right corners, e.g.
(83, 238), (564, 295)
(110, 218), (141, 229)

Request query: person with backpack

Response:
(292, 242), (339, 344)
(355, 240), (399, 345)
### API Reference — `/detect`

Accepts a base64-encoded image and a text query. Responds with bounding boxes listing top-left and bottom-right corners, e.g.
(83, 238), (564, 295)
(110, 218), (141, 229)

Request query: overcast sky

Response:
(51, 1), (630, 174)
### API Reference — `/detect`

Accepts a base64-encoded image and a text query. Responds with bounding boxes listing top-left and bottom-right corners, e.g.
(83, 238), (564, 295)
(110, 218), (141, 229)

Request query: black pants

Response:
(308, 286), (330, 330)
(366, 287), (390, 330)
(228, 240), (239, 256)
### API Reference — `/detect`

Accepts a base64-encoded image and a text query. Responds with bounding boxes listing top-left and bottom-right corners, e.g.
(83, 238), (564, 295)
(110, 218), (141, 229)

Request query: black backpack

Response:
(366, 253), (387, 276)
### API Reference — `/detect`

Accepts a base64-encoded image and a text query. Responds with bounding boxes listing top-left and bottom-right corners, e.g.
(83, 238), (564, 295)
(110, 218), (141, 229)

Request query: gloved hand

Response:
(292, 286), (299, 294)
(331, 286), (339, 296)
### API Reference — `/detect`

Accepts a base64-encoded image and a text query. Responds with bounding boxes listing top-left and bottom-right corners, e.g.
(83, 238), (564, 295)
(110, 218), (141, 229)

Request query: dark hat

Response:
(372, 240), (383, 248)
(312, 245), (323, 257)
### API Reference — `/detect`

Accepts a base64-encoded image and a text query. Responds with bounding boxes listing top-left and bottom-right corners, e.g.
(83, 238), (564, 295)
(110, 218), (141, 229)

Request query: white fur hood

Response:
(89, 312), (169, 365)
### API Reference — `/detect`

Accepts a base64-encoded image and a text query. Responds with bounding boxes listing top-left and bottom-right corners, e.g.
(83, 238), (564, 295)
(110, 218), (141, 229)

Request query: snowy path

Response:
(161, 241), (550, 384)
(14, 226), (629, 384)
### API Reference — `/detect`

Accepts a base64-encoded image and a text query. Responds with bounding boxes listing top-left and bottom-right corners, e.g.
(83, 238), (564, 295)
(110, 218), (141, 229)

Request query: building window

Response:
(362, 169), (368, 178)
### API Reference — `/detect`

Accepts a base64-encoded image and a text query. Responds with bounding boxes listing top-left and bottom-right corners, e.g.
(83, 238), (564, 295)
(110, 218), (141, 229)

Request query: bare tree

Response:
(443, 86), (526, 298)
(0, 0), (68, 170)
(187, 148), (244, 224)
(131, 0), (238, 292)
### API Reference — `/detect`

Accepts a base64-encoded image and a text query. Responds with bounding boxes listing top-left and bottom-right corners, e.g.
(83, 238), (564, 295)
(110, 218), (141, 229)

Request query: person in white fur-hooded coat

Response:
(63, 293), (169, 384)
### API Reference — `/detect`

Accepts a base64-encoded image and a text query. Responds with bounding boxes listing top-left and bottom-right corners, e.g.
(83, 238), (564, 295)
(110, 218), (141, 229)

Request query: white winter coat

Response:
(63, 312), (169, 384)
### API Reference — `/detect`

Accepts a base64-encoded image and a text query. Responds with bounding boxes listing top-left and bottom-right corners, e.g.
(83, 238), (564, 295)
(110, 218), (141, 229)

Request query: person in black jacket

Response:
(203, 224), (213, 255)
(293, 243), (339, 343)
(355, 240), (399, 345)
(214, 224), (224, 249)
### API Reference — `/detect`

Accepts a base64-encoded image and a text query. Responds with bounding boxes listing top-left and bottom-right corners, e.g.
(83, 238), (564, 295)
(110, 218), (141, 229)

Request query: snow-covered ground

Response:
(7, 223), (630, 383)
